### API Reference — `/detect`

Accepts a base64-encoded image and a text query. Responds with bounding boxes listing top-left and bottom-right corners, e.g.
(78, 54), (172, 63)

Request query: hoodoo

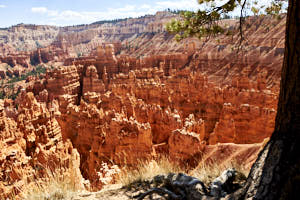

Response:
(0, 7), (288, 199)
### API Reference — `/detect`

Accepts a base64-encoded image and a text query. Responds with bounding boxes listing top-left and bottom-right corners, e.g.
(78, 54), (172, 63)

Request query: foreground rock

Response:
(132, 169), (244, 200)
(76, 169), (245, 200)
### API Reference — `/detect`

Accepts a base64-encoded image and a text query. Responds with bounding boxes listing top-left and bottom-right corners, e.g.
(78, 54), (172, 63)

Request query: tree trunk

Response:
(234, 0), (300, 199)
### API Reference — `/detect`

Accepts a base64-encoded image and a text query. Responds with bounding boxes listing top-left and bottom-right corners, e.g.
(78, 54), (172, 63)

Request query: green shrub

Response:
(7, 65), (46, 84)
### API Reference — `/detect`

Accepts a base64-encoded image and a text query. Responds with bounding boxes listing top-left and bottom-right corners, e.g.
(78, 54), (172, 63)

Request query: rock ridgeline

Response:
(1, 14), (285, 88)
(0, 11), (176, 80)
(0, 14), (285, 195)
(0, 11), (174, 56)
(0, 13), (285, 119)
(120, 15), (285, 88)
(21, 42), (278, 187)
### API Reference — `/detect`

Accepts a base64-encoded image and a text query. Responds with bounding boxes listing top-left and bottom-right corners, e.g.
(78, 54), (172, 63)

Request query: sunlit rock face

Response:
(0, 93), (83, 198)
(28, 46), (278, 185)
(0, 13), (285, 191)
(0, 11), (175, 68)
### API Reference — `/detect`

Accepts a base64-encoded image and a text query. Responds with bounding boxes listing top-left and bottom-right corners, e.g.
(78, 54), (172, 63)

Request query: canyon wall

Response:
(25, 39), (279, 186)
(0, 13), (285, 90)
(0, 13), (285, 194)
(0, 12), (175, 57)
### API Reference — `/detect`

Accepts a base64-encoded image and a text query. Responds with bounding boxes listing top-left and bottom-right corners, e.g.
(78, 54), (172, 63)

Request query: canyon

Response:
(0, 12), (285, 198)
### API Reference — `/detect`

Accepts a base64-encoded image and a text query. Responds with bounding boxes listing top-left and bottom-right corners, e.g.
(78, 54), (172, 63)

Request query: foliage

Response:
(164, 8), (188, 14)
(7, 65), (46, 84)
(0, 91), (5, 99)
(91, 14), (154, 26)
(265, 1), (285, 15)
(0, 88), (20, 100)
(0, 65), (46, 100)
(166, 10), (224, 41)
(166, 0), (287, 41)
(166, 0), (238, 41)
(92, 18), (129, 25)
(8, 90), (20, 100)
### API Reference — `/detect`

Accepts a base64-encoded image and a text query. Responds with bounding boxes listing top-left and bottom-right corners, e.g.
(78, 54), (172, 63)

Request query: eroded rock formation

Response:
(24, 45), (278, 186)
(0, 13), (285, 195)
(0, 93), (83, 198)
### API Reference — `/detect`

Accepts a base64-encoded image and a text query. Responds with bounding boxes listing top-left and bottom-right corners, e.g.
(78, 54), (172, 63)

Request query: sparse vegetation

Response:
(92, 18), (129, 25)
(190, 160), (248, 185)
(0, 156), (248, 200)
(0, 65), (46, 100)
(166, 0), (286, 43)
(164, 8), (188, 14)
(117, 156), (183, 187)
(8, 90), (20, 100)
(22, 167), (81, 200)
(116, 156), (248, 188)
(0, 91), (5, 99)
(91, 14), (154, 26)
(7, 65), (46, 84)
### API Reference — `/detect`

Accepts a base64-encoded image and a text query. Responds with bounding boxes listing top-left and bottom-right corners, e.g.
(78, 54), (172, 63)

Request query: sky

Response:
(0, 0), (203, 28)
(0, 0), (285, 28)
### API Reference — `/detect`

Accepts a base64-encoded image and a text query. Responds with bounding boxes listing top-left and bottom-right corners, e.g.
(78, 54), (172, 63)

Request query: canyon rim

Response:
(0, 0), (299, 199)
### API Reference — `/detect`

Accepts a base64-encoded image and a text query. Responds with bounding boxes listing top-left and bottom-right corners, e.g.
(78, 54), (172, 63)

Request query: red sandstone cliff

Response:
(0, 13), (285, 195)
(24, 44), (278, 186)
(0, 93), (84, 198)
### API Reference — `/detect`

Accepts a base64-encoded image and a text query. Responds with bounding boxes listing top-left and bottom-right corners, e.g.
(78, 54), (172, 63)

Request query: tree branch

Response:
(237, 0), (247, 51)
